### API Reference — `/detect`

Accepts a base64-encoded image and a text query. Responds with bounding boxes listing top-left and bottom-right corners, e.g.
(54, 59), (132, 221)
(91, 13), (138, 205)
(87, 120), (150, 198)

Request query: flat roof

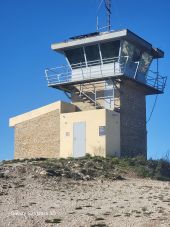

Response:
(9, 101), (75, 127)
(51, 29), (164, 58)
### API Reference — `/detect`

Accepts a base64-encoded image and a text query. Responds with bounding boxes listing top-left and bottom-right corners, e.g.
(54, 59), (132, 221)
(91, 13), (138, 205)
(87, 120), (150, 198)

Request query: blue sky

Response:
(0, 0), (170, 160)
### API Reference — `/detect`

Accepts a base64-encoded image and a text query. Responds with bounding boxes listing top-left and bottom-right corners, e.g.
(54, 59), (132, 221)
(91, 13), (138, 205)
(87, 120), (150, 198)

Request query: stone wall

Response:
(119, 81), (147, 158)
(14, 110), (60, 159)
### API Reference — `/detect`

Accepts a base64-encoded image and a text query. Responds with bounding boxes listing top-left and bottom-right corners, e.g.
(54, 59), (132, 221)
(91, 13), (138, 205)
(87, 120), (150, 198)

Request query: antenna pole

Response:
(96, 16), (99, 31)
(105, 0), (111, 31)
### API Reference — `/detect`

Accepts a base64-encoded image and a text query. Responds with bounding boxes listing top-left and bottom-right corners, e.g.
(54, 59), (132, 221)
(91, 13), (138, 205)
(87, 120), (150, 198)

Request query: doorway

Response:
(73, 122), (86, 158)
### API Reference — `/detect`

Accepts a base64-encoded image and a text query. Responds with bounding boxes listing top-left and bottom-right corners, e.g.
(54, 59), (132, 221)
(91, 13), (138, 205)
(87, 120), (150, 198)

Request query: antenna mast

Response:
(105, 0), (111, 31)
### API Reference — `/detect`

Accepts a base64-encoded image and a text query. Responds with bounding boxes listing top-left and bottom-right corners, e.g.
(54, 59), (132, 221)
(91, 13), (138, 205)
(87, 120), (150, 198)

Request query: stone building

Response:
(9, 29), (166, 159)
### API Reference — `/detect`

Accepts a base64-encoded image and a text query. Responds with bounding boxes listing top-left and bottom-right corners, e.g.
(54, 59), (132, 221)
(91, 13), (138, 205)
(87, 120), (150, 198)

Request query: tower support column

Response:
(118, 81), (147, 158)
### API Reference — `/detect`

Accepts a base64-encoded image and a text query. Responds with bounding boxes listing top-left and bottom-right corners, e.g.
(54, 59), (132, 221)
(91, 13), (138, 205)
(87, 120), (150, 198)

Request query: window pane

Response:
(100, 40), (120, 61)
(132, 48), (142, 62)
(85, 44), (100, 66)
(121, 40), (142, 62)
(121, 40), (134, 57)
(138, 52), (153, 73)
(65, 48), (85, 67)
(99, 126), (106, 136)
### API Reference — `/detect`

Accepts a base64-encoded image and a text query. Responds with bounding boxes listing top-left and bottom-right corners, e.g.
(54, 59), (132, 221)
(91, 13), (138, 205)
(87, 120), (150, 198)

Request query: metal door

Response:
(73, 122), (86, 158)
(104, 80), (114, 110)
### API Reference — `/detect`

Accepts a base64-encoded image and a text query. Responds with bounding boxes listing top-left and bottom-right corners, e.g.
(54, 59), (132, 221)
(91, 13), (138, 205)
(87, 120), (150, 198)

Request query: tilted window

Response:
(132, 48), (142, 62)
(85, 44), (100, 66)
(100, 40), (120, 63)
(65, 47), (85, 68)
(138, 52), (153, 74)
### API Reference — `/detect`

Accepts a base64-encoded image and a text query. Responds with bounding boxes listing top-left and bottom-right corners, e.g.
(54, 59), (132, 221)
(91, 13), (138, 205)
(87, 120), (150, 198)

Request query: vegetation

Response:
(80, 153), (170, 181)
(2, 154), (170, 181)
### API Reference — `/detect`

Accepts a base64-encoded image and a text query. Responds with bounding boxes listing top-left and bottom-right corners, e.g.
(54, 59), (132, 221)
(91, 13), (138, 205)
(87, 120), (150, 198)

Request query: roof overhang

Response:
(51, 29), (164, 59)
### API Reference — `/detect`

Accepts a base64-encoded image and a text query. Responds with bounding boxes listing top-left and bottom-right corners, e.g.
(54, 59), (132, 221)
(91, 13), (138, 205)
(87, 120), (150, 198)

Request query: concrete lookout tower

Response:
(9, 24), (166, 159)
(43, 29), (166, 158)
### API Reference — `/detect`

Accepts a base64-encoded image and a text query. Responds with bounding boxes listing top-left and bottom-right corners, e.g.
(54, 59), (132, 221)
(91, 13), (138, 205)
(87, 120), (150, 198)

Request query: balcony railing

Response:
(45, 56), (167, 93)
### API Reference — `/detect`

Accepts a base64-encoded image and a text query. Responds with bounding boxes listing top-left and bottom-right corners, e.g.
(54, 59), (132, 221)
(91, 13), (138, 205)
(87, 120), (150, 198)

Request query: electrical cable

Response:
(96, 0), (104, 31)
(97, 0), (104, 12)
(146, 94), (158, 124)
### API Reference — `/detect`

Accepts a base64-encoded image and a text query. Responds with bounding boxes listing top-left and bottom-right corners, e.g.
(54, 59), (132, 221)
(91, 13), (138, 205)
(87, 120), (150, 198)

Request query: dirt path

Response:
(0, 174), (170, 227)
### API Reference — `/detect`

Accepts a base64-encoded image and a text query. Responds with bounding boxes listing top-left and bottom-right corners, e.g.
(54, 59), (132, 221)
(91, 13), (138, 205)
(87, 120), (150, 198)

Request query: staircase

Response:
(72, 86), (103, 111)
(71, 82), (120, 112)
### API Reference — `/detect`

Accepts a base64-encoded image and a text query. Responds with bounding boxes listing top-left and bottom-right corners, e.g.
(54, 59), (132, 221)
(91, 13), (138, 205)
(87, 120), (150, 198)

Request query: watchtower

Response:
(45, 29), (166, 158)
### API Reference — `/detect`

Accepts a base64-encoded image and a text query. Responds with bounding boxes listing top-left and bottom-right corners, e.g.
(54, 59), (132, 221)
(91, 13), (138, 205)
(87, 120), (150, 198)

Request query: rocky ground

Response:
(0, 157), (170, 227)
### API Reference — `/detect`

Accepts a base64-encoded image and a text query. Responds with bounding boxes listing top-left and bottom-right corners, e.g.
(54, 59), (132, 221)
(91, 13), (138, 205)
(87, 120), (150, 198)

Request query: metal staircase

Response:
(74, 86), (103, 109)
(71, 80), (121, 112)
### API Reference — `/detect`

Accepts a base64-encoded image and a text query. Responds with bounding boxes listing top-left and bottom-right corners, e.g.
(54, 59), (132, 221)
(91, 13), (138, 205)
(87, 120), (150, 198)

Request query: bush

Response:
(154, 159), (170, 181)
(135, 166), (151, 178)
(111, 157), (120, 165)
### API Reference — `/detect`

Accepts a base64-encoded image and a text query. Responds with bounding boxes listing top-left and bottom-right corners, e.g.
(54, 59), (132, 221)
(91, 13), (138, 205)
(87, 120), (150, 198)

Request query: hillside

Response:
(0, 156), (170, 227)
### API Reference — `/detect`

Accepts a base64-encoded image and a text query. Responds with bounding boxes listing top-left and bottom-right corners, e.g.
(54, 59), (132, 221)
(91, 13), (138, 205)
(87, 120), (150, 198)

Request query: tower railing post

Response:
(80, 63), (84, 80)
(124, 56), (129, 75)
(134, 61), (140, 79)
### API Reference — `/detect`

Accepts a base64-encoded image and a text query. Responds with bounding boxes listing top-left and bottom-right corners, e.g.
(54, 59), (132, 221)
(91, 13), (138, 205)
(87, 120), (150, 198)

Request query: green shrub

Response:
(154, 159), (170, 181)
(135, 166), (151, 178)
(111, 157), (120, 165)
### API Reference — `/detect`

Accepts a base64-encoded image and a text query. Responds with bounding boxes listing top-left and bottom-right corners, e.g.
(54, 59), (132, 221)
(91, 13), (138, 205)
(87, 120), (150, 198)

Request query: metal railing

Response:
(45, 56), (167, 93)
(45, 56), (127, 84)
(76, 81), (115, 110)
(146, 70), (167, 92)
